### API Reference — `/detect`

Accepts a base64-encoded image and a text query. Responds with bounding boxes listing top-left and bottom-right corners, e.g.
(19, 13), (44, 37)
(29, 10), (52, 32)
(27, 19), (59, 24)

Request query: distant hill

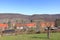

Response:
(0, 13), (60, 22)
(0, 13), (30, 19)
(30, 14), (60, 21)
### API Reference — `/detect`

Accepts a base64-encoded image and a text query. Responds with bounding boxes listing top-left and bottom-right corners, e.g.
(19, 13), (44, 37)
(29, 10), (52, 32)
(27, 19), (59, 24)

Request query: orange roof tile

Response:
(25, 23), (36, 27)
(0, 24), (8, 28)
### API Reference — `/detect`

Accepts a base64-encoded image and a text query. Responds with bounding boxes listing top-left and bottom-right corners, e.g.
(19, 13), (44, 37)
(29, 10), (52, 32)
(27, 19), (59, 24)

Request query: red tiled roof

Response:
(25, 23), (36, 27)
(0, 24), (8, 28)
(15, 23), (36, 27)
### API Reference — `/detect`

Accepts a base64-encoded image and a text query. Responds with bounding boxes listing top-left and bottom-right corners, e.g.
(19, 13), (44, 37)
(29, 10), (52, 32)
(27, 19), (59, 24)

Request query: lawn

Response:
(0, 33), (60, 40)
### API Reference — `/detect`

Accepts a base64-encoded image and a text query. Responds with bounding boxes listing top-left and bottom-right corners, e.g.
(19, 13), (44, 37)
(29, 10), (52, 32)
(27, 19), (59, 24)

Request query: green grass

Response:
(0, 33), (60, 40)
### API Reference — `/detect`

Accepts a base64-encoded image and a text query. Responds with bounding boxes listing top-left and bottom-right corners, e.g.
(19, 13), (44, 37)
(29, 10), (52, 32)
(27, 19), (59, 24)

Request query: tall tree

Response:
(8, 20), (11, 29)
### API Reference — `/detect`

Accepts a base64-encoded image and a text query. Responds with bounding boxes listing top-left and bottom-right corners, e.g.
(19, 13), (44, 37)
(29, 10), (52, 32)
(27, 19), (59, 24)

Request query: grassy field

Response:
(0, 33), (60, 40)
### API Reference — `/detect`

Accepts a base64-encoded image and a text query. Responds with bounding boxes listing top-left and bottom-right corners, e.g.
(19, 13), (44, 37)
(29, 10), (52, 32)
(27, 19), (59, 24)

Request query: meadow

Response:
(0, 33), (60, 40)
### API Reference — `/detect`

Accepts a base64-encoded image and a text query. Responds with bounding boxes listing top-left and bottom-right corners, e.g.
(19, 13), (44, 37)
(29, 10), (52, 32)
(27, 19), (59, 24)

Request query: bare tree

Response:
(8, 20), (11, 29)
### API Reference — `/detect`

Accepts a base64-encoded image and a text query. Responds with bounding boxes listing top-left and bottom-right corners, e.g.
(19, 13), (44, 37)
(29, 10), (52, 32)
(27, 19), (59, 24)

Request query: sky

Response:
(0, 0), (60, 15)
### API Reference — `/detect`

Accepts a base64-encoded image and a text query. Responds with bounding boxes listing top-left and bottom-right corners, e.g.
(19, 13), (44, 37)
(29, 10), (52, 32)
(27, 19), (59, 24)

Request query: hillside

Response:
(0, 13), (60, 22)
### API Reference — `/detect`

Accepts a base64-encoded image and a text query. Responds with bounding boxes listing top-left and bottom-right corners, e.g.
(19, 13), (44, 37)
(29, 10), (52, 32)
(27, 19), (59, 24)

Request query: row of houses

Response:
(0, 21), (55, 31)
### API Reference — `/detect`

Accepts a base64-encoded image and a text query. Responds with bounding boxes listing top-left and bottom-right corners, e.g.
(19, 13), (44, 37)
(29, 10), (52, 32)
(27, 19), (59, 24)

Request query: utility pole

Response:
(47, 26), (50, 39)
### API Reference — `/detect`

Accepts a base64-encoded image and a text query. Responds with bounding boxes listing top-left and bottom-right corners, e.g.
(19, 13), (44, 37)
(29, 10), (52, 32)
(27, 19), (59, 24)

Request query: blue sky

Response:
(0, 0), (60, 15)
